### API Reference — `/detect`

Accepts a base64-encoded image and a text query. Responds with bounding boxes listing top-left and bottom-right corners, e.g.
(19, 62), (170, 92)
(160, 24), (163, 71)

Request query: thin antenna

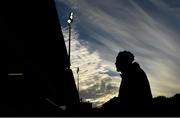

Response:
(77, 67), (80, 94)
(67, 11), (73, 69)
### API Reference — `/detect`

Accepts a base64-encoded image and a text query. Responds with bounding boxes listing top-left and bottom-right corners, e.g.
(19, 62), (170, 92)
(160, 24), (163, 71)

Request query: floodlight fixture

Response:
(67, 12), (73, 24)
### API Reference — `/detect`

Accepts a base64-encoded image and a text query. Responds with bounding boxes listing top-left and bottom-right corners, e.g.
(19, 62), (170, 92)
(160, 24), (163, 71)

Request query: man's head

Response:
(115, 51), (134, 72)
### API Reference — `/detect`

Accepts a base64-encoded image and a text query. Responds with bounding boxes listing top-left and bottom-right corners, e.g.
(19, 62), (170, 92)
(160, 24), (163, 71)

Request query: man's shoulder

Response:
(132, 62), (141, 70)
(132, 62), (147, 76)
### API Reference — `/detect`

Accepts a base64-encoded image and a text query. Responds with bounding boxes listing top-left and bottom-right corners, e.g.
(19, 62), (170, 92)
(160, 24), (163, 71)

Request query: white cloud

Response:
(62, 27), (120, 107)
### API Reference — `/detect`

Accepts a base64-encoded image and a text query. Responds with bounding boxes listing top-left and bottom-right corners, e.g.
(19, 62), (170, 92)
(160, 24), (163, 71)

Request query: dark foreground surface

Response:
(0, 94), (180, 117)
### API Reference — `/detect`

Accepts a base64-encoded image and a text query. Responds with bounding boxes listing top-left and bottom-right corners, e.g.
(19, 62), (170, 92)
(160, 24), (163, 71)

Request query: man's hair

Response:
(116, 51), (134, 64)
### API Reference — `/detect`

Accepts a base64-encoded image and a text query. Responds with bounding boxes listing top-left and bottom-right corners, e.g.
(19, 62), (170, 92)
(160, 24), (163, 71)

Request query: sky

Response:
(55, 0), (180, 107)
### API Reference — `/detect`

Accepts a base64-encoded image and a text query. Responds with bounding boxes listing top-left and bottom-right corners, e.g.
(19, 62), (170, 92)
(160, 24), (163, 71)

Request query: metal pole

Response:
(67, 11), (73, 69)
(77, 67), (79, 94)
(68, 24), (71, 69)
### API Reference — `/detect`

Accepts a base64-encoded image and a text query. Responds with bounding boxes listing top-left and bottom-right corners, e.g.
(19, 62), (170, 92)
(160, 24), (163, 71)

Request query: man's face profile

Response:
(115, 59), (122, 72)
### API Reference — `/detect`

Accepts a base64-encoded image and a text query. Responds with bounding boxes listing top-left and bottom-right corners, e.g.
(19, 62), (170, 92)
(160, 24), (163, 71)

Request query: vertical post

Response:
(68, 24), (71, 69)
(77, 67), (79, 94)
(67, 12), (73, 69)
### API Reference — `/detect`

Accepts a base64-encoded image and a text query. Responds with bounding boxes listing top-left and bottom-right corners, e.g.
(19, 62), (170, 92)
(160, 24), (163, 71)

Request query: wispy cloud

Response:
(62, 27), (120, 107)
(57, 0), (180, 106)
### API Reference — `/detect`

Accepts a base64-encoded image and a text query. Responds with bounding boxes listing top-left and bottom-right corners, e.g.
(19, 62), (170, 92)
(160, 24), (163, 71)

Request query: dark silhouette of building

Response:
(100, 93), (180, 116)
(152, 94), (180, 116)
(3, 0), (79, 116)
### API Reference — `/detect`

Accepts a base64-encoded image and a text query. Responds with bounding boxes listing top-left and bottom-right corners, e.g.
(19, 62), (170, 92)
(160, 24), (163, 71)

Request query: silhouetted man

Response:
(115, 51), (152, 113)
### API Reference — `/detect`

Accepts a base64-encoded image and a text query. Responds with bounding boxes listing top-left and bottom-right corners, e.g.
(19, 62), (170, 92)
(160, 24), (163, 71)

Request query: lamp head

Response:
(67, 11), (73, 24)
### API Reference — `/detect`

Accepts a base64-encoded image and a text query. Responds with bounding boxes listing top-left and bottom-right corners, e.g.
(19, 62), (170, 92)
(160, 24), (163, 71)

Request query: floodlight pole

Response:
(68, 23), (71, 69)
(67, 12), (73, 69)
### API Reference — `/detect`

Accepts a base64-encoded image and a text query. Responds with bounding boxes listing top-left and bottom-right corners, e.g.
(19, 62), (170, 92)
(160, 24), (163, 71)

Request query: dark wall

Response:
(3, 0), (69, 73)
(1, 0), (79, 113)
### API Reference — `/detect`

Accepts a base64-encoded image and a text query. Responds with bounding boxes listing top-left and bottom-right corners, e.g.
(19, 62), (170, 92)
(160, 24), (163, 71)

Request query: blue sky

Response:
(55, 0), (180, 107)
